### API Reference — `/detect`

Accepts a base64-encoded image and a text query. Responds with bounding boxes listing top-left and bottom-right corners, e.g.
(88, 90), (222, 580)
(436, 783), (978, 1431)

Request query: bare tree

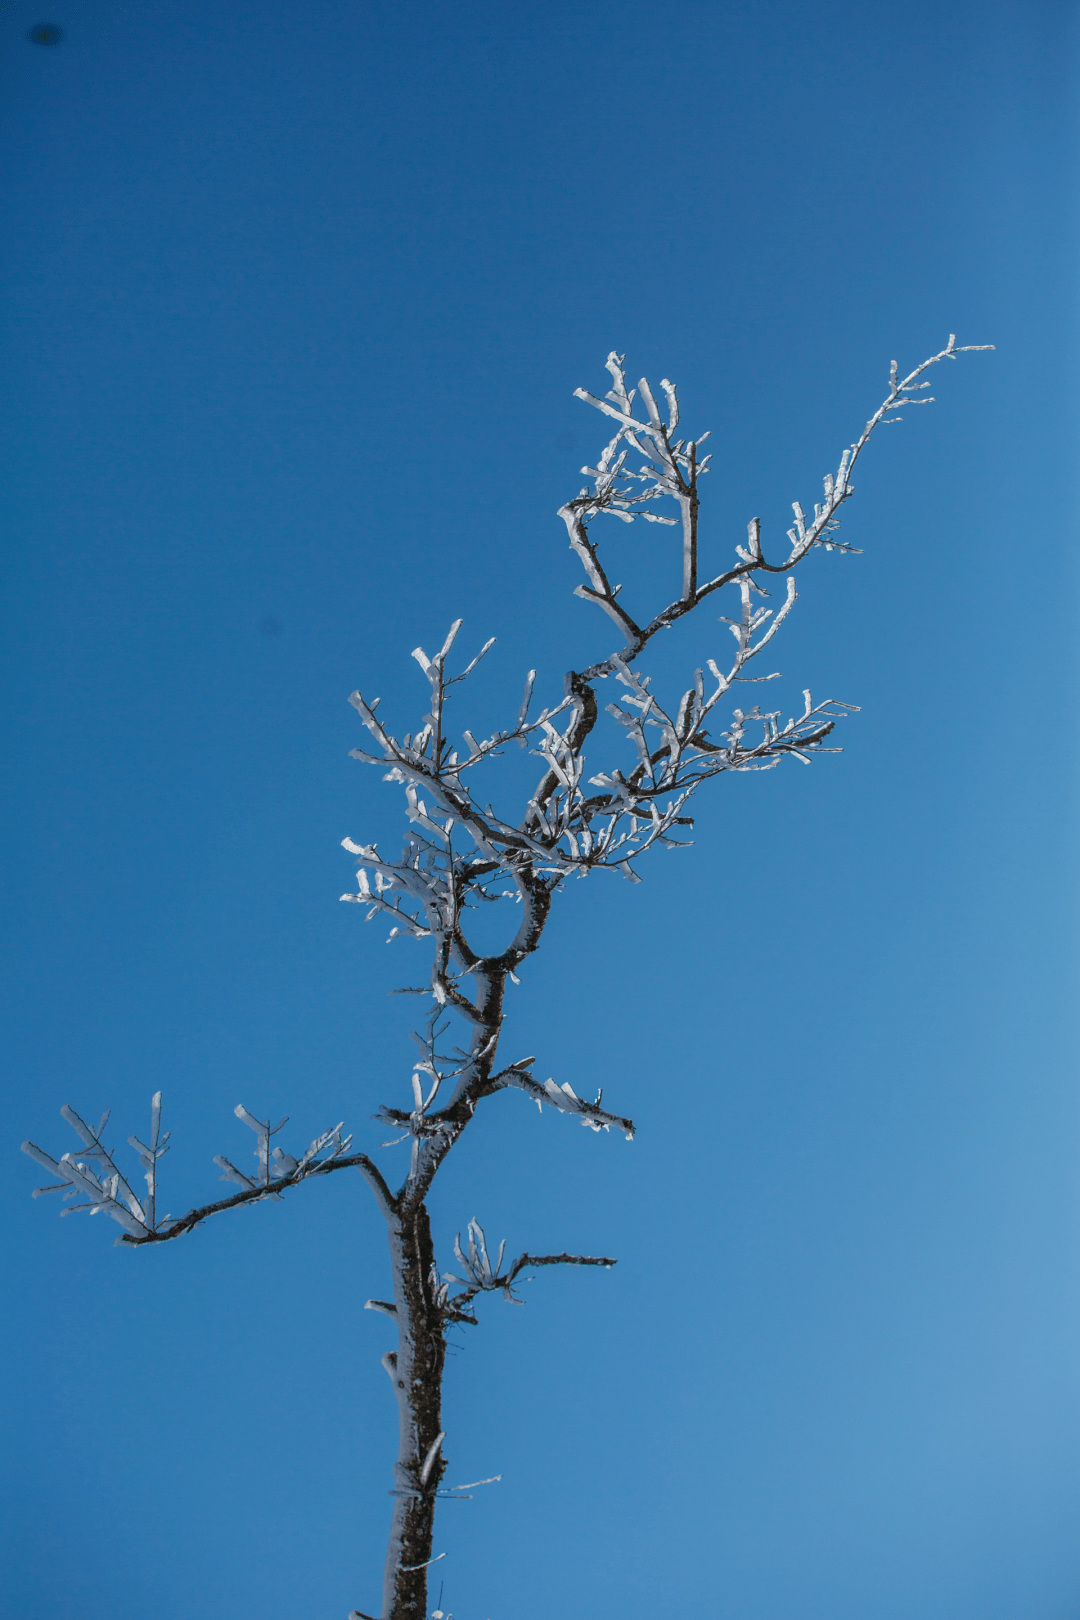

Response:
(23, 337), (990, 1620)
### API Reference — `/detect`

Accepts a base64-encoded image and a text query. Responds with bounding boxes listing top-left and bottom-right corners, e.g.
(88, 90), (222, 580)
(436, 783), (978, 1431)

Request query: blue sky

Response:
(2, 2), (1077, 1618)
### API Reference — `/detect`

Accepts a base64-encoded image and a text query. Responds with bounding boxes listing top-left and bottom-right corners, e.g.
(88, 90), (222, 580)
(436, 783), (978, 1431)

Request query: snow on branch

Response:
(489, 1060), (635, 1139)
(22, 1094), (393, 1245)
(22, 1096), (167, 1241)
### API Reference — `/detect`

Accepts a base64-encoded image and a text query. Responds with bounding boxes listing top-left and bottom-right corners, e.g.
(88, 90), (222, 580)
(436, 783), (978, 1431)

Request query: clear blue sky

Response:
(2, 3), (1077, 1618)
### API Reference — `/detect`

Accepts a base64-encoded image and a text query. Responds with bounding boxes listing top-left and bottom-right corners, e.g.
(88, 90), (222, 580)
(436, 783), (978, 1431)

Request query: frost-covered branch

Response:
(485, 1059), (636, 1138)
(22, 1096), (169, 1241)
(561, 337), (993, 679)
(21, 1094), (386, 1245)
(435, 1217), (616, 1320)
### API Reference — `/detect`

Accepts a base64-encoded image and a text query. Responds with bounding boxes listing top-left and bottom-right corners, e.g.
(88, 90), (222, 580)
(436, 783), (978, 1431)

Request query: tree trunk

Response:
(382, 1199), (447, 1620)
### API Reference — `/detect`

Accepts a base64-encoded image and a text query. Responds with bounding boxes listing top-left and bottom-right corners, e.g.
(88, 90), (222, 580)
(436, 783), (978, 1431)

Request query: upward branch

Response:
(562, 337), (993, 678)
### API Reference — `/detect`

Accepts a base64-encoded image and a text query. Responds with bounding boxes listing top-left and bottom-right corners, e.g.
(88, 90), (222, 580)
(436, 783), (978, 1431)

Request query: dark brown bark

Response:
(382, 1198), (448, 1620)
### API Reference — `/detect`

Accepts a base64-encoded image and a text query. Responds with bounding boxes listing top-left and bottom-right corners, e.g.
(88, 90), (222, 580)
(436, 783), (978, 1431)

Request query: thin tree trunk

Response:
(382, 1200), (447, 1620)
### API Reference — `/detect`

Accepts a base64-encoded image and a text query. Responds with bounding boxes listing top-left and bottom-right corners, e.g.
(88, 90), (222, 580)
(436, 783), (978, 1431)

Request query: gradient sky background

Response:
(2, 3), (1078, 1618)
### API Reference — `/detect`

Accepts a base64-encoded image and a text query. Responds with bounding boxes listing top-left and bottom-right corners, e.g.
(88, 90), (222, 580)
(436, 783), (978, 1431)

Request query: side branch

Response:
(23, 1095), (388, 1244)
(513, 1251), (617, 1277)
(487, 1063), (636, 1138)
(117, 1152), (396, 1244)
(441, 1220), (617, 1315)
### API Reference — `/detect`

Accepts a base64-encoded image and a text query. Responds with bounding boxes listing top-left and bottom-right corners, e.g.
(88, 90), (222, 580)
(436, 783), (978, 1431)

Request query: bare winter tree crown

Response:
(23, 337), (991, 1620)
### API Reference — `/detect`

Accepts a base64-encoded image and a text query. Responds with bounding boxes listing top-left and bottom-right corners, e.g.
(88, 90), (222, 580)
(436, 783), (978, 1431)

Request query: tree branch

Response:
(115, 1151), (396, 1244)
(570, 337), (993, 680)
(441, 1226), (618, 1316)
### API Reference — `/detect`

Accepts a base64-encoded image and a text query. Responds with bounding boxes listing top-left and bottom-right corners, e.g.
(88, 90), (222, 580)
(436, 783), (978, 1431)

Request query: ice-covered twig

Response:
(488, 1062), (635, 1138)
(437, 1472), (502, 1497)
(22, 1097), (169, 1242)
(127, 1091), (169, 1231)
(441, 1219), (616, 1315)
(214, 1105), (290, 1196)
